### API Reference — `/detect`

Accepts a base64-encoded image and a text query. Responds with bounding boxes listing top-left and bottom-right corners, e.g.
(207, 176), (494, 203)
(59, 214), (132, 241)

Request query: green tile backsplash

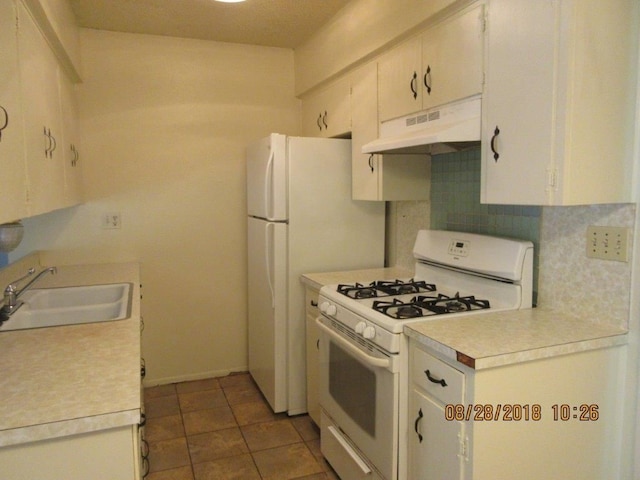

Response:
(430, 147), (540, 302)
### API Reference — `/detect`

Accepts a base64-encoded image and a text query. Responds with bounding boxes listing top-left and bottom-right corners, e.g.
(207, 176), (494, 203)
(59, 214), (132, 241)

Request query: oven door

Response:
(316, 315), (399, 480)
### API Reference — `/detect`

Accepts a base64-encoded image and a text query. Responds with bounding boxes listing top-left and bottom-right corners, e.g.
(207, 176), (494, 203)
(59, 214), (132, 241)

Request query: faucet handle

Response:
(5, 268), (36, 293)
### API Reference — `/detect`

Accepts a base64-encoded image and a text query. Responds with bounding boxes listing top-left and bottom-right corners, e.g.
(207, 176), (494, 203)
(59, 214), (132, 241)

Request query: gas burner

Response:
(372, 298), (426, 319)
(374, 279), (436, 296)
(337, 279), (436, 299)
(415, 293), (490, 315)
(337, 282), (380, 299)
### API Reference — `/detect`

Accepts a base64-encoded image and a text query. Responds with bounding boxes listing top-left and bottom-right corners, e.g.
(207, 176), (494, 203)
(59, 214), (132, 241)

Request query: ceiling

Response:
(68, 0), (352, 49)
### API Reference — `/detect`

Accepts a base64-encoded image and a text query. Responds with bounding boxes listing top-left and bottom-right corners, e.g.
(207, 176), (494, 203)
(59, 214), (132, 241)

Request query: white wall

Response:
(11, 28), (301, 384)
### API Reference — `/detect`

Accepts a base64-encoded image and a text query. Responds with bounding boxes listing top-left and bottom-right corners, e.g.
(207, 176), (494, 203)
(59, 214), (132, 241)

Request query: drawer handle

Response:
(414, 408), (424, 443)
(425, 369), (447, 387)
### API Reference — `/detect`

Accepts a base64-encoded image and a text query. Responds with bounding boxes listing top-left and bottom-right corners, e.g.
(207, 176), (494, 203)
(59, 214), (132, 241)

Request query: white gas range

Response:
(315, 230), (533, 480)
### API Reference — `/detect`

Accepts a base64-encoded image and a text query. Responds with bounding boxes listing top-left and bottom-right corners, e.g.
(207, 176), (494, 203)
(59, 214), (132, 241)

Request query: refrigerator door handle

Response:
(264, 149), (275, 220)
(265, 222), (275, 308)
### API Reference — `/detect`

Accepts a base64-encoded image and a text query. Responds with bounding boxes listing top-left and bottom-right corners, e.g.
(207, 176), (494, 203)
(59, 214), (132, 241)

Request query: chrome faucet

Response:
(1, 266), (57, 320)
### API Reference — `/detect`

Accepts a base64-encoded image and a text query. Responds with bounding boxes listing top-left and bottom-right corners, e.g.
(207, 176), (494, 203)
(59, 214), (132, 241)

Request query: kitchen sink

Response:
(0, 283), (132, 331)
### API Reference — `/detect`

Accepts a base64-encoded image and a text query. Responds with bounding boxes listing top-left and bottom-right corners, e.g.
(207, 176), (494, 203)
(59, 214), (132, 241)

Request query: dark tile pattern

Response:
(144, 373), (339, 480)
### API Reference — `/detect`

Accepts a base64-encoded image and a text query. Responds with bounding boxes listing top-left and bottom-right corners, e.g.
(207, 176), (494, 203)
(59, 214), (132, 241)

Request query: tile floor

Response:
(144, 372), (339, 480)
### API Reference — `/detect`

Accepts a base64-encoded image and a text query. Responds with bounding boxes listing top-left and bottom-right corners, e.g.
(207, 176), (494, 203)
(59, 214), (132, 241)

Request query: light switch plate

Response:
(586, 226), (630, 262)
(102, 212), (121, 229)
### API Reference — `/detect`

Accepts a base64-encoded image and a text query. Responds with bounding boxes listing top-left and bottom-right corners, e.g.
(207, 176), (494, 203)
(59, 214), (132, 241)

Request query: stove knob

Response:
(363, 325), (376, 339)
(326, 304), (337, 316)
(355, 321), (366, 334)
(319, 302), (330, 313)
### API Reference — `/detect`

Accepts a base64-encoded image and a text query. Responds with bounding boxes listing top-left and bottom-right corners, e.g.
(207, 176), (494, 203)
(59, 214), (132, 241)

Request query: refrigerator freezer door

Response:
(247, 216), (288, 412)
(247, 133), (287, 221)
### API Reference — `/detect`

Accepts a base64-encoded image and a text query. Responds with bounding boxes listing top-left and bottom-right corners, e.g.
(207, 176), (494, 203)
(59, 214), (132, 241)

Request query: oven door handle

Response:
(316, 316), (391, 370)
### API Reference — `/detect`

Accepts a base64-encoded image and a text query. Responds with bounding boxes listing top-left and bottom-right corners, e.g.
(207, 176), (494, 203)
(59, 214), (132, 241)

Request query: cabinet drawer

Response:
(305, 288), (319, 315)
(411, 347), (464, 405)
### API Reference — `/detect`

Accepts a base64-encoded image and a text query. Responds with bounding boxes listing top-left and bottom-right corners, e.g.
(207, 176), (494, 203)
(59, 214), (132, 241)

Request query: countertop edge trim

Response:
(0, 409), (140, 448)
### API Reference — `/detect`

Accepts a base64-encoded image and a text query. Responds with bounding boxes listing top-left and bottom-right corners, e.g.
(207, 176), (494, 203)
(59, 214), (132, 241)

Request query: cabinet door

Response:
(378, 37), (422, 122)
(409, 389), (464, 480)
(351, 63), (380, 200)
(18, 2), (66, 216)
(301, 76), (351, 138)
(305, 288), (320, 425)
(480, 0), (556, 205)
(421, 6), (484, 110)
(59, 69), (82, 207)
(0, 0), (28, 224)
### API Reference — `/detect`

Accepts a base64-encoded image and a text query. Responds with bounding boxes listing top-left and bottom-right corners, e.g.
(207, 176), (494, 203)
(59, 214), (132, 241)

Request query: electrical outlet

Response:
(586, 226), (630, 262)
(102, 212), (121, 229)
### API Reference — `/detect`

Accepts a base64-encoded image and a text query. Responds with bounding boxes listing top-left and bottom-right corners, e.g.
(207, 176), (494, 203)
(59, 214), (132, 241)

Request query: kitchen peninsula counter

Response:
(0, 259), (141, 447)
(405, 307), (627, 370)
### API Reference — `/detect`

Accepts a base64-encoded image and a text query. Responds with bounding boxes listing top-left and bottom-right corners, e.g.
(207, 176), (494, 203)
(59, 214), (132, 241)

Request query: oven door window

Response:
(329, 341), (377, 436)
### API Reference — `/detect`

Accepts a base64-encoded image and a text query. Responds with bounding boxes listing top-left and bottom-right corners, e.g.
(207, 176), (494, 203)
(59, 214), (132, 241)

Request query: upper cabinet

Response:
(351, 63), (430, 201)
(421, 5), (484, 111)
(481, 0), (637, 205)
(0, 0), (83, 223)
(301, 76), (351, 138)
(59, 69), (83, 208)
(0, 0), (29, 224)
(18, 1), (66, 216)
(379, 5), (485, 122)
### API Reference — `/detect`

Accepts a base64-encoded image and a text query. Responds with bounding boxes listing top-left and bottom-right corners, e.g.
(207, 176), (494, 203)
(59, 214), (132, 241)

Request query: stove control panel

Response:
(448, 239), (469, 257)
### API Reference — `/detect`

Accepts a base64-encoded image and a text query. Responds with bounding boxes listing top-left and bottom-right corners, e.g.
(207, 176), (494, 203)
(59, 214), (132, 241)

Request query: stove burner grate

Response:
(337, 279), (436, 299)
(372, 293), (491, 319)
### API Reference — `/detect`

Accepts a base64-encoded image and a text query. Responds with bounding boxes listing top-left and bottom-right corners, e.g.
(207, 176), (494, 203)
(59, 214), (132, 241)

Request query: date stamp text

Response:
(444, 404), (599, 422)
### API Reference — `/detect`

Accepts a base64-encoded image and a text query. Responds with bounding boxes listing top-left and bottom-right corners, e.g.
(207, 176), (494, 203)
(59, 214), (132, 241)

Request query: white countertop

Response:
(0, 260), (141, 447)
(405, 308), (628, 370)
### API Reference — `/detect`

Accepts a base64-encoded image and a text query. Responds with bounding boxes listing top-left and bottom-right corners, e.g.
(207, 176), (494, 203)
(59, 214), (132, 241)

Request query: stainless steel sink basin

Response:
(0, 283), (132, 331)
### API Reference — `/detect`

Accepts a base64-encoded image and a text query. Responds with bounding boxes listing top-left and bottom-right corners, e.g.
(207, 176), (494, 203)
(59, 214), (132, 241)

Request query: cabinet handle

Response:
(44, 127), (50, 157)
(490, 126), (500, 161)
(139, 412), (147, 427)
(414, 408), (424, 443)
(43, 127), (57, 159)
(368, 154), (374, 173)
(316, 339), (320, 350)
(70, 144), (79, 166)
(317, 113), (323, 131)
(0, 106), (8, 142)
(142, 456), (150, 478)
(322, 111), (328, 129)
(423, 65), (432, 95)
(410, 71), (418, 99)
(310, 300), (318, 307)
(425, 369), (448, 387)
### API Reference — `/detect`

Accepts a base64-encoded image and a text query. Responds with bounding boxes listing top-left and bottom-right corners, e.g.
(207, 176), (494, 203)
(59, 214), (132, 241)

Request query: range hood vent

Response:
(362, 96), (481, 155)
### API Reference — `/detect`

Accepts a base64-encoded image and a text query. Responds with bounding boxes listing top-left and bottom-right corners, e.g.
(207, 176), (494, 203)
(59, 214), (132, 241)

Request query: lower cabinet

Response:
(305, 286), (321, 425)
(408, 339), (626, 480)
(0, 425), (142, 480)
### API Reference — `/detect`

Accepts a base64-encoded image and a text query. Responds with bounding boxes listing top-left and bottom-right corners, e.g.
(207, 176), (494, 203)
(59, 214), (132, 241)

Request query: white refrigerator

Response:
(247, 133), (385, 415)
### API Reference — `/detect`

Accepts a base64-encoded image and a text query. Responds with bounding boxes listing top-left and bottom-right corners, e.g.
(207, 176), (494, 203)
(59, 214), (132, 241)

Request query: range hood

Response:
(362, 96), (481, 155)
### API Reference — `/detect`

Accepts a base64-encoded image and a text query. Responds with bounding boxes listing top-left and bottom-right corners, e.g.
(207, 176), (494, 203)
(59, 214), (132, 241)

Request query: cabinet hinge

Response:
(547, 167), (558, 189)
(458, 433), (469, 461)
